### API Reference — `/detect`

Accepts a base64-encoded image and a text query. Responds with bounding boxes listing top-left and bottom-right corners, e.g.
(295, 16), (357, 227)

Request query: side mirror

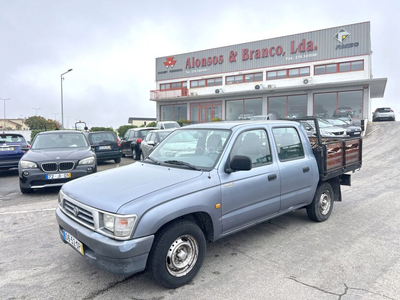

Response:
(147, 141), (155, 146)
(226, 155), (252, 173)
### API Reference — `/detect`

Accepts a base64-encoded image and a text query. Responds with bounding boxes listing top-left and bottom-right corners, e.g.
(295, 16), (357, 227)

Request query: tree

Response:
(24, 116), (48, 130)
(90, 127), (114, 132)
(116, 125), (137, 138)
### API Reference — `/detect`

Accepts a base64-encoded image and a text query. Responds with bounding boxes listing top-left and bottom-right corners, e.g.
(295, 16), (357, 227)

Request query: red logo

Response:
(163, 56), (176, 68)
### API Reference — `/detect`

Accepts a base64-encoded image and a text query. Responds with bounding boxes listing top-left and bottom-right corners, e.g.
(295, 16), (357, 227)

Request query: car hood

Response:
(61, 162), (203, 213)
(23, 147), (93, 162)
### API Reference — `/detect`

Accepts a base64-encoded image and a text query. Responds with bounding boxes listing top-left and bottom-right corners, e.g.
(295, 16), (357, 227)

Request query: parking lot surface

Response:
(1, 122), (400, 300)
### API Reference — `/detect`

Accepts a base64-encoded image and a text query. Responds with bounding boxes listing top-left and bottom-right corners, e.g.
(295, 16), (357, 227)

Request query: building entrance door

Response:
(200, 105), (212, 123)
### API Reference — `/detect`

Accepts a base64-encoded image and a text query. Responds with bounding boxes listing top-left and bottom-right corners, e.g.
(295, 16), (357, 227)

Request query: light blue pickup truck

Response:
(56, 119), (362, 288)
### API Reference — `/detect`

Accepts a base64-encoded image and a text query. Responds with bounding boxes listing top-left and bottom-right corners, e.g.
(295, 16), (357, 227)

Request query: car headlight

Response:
(20, 160), (38, 169)
(78, 156), (95, 165)
(58, 190), (65, 206)
(102, 213), (137, 238)
(320, 130), (335, 137)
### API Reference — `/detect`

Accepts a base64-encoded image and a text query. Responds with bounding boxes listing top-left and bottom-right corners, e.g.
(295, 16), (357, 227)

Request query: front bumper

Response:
(19, 165), (96, 189)
(56, 207), (154, 275)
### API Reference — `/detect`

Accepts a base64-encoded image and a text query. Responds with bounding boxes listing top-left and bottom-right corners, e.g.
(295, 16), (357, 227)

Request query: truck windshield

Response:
(32, 133), (89, 149)
(149, 129), (231, 170)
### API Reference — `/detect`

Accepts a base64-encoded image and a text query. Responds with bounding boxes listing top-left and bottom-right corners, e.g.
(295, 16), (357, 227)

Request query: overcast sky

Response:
(1, 0), (399, 129)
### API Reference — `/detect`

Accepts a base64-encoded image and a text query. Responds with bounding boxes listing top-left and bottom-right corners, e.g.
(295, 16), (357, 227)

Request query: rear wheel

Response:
(307, 182), (334, 222)
(19, 181), (33, 194)
(114, 157), (121, 164)
(148, 220), (206, 289)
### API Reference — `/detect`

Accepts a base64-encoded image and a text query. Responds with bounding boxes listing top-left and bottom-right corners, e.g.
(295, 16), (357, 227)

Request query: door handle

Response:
(268, 174), (277, 181)
(303, 167), (310, 173)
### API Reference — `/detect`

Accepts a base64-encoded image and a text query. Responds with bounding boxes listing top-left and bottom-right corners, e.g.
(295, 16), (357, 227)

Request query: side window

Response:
(231, 129), (272, 167)
(124, 131), (130, 139)
(272, 127), (304, 161)
(128, 130), (135, 139)
(144, 133), (152, 142)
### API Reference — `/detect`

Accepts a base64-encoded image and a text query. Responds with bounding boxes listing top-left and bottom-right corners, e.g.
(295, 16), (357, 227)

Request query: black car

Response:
(120, 127), (157, 160)
(84, 131), (121, 163)
(18, 130), (97, 193)
(0, 133), (30, 170)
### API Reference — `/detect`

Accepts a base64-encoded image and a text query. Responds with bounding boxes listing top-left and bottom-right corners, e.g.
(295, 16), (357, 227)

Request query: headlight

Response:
(78, 156), (95, 165)
(20, 160), (38, 169)
(102, 213), (137, 238)
(320, 130), (335, 137)
(58, 190), (64, 206)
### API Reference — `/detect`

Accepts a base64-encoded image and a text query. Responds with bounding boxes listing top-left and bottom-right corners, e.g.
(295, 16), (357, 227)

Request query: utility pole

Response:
(33, 107), (41, 116)
(0, 98), (11, 131)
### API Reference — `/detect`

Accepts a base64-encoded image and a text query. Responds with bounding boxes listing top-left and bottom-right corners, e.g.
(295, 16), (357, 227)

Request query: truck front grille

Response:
(63, 199), (95, 228)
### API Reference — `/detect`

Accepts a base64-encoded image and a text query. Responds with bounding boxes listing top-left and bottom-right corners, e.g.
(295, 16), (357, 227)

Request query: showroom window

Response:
(268, 95), (307, 119)
(314, 60), (364, 75)
(160, 104), (188, 121)
(313, 90), (363, 119)
(226, 98), (263, 121)
(226, 72), (263, 85)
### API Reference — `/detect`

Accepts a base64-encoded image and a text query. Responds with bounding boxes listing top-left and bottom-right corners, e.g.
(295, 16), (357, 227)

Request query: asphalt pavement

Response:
(1, 122), (399, 300)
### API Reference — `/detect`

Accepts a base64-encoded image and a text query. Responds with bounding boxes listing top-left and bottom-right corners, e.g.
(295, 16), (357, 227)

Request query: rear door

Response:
(219, 128), (281, 234)
(271, 126), (314, 212)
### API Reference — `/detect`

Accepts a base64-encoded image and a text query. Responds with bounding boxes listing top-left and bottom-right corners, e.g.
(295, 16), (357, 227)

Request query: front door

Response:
(219, 128), (281, 234)
(200, 105), (212, 123)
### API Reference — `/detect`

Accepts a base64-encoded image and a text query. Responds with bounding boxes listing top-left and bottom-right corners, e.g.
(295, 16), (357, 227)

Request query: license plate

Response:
(354, 132), (361, 135)
(99, 145), (111, 150)
(63, 229), (84, 255)
(0, 147), (14, 151)
(46, 173), (71, 179)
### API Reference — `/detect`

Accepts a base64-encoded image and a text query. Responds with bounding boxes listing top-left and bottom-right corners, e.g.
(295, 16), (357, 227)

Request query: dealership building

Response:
(151, 21), (386, 125)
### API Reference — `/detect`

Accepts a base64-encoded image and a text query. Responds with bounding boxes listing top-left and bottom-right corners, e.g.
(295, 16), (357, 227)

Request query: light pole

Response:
(53, 112), (59, 122)
(0, 98), (11, 131)
(33, 107), (41, 116)
(61, 68), (73, 129)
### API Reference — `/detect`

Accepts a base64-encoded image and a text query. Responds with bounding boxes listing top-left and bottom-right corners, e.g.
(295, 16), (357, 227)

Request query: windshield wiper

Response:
(145, 156), (161, 165)
(163, 160), (201, 171)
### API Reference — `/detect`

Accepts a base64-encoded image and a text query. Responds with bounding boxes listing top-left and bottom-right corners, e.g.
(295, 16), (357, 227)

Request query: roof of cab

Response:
(180, 120), (300, 130)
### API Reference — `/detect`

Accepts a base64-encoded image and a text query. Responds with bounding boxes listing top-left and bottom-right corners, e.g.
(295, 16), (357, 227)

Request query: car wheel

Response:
(121, 153), (126, 157)
(131, 147), (136, 159)
(306, 182), (334, 222)
(114, 157), (121, 164)
(19, 181), (33, 194)
(148, 220), (206, 289)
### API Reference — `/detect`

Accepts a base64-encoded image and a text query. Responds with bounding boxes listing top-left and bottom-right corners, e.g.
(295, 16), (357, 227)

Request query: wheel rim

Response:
(166, 234), (199, 277)
(319, 190), (332, 215)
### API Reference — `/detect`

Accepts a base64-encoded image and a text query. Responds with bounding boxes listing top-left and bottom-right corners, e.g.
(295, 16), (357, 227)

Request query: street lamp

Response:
(0, 98), (11, 131)
(61, 68), (73, 129)
(53, 112), (59, 122)
(33, 107), (41, 116)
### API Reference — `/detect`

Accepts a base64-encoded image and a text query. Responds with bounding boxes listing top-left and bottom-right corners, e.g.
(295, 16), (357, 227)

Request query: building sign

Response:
(156, 22), (370, 81)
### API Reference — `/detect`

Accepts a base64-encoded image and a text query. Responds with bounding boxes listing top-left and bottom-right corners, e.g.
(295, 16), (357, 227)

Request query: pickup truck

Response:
(56, 119), (362, 288)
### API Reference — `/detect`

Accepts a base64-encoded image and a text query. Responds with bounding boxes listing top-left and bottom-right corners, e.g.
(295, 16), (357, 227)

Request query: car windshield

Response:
(149, 129), (231, 170)
(0, 134), (25, 143)
(158, 131), (172, 140)
(163, 123), (180, 129)
(32, 132), (88, 149)
(327, 119), (346, 126)
(89, 132), (115, 143)
(318, 119), (333, 128)
(377, 108), (391, 112)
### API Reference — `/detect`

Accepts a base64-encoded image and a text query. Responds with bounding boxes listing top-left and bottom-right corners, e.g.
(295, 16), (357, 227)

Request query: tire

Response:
(114, 157), (121, 164)
(20, 181), (33, 194)
(131, 147), (136, 159)
(148, 220), (206, 289)
(121, 153), (126, 158)
(306, 182), (334, 222)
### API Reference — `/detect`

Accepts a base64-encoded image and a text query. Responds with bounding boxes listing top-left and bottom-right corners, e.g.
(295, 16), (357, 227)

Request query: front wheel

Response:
(307, 182), (334, 222)
(148, 220), (206, 289)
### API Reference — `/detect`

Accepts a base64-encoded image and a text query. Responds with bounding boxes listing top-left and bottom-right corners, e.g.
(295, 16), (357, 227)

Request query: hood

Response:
(23, 147), (93, 162)
(62, 162), (203, 213)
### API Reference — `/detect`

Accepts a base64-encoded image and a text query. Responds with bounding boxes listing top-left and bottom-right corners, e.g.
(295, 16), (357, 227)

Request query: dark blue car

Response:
(0, 133), (30, 170)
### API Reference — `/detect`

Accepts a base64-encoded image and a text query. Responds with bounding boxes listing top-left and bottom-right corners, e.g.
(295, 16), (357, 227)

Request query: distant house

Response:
(127, 117), (156, 127)
(0, 118), (29, 130)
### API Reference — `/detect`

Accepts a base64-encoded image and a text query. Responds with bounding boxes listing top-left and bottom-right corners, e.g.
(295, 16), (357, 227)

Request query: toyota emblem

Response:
(73, 206), (79, 217)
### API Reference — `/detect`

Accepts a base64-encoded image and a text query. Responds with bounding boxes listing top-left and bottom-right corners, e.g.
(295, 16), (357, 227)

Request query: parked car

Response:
(238, 113), (253, 120)
(156, 121), (180, 130)
(18, 130), (96, 193)
(372, 107), (396, 122)
(333, 106), (354, 118)
(299, 119), (348, 138)
(140, 129), (174, 160)
(84, 131), (121, 163)
(250, 113), (277, 121)
(325, 118), (362, 137)
(120, 127), (157, 160)
(0, 133), (30, 170)
(56, 119), (362, 288)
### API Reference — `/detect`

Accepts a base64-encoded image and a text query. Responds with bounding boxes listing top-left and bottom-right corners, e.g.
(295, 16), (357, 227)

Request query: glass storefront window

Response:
(268, 96), (286, 119)
(314, 91), (363, 119)
(161, 104), (188, 121)
(338, 91), (363, 118)
(288, 95), (307, 118)
(226, 99), (262, 120)
(314, 93), (337, 118)
(226, 100), (243, 121)
(174, 104), (187, 121)
(160, 105), (174, 120)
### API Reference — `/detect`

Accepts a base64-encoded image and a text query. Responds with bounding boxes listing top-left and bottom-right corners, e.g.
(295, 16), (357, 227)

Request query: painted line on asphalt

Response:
(0, 208), (56, 215)
(367, 127), (380, 136)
